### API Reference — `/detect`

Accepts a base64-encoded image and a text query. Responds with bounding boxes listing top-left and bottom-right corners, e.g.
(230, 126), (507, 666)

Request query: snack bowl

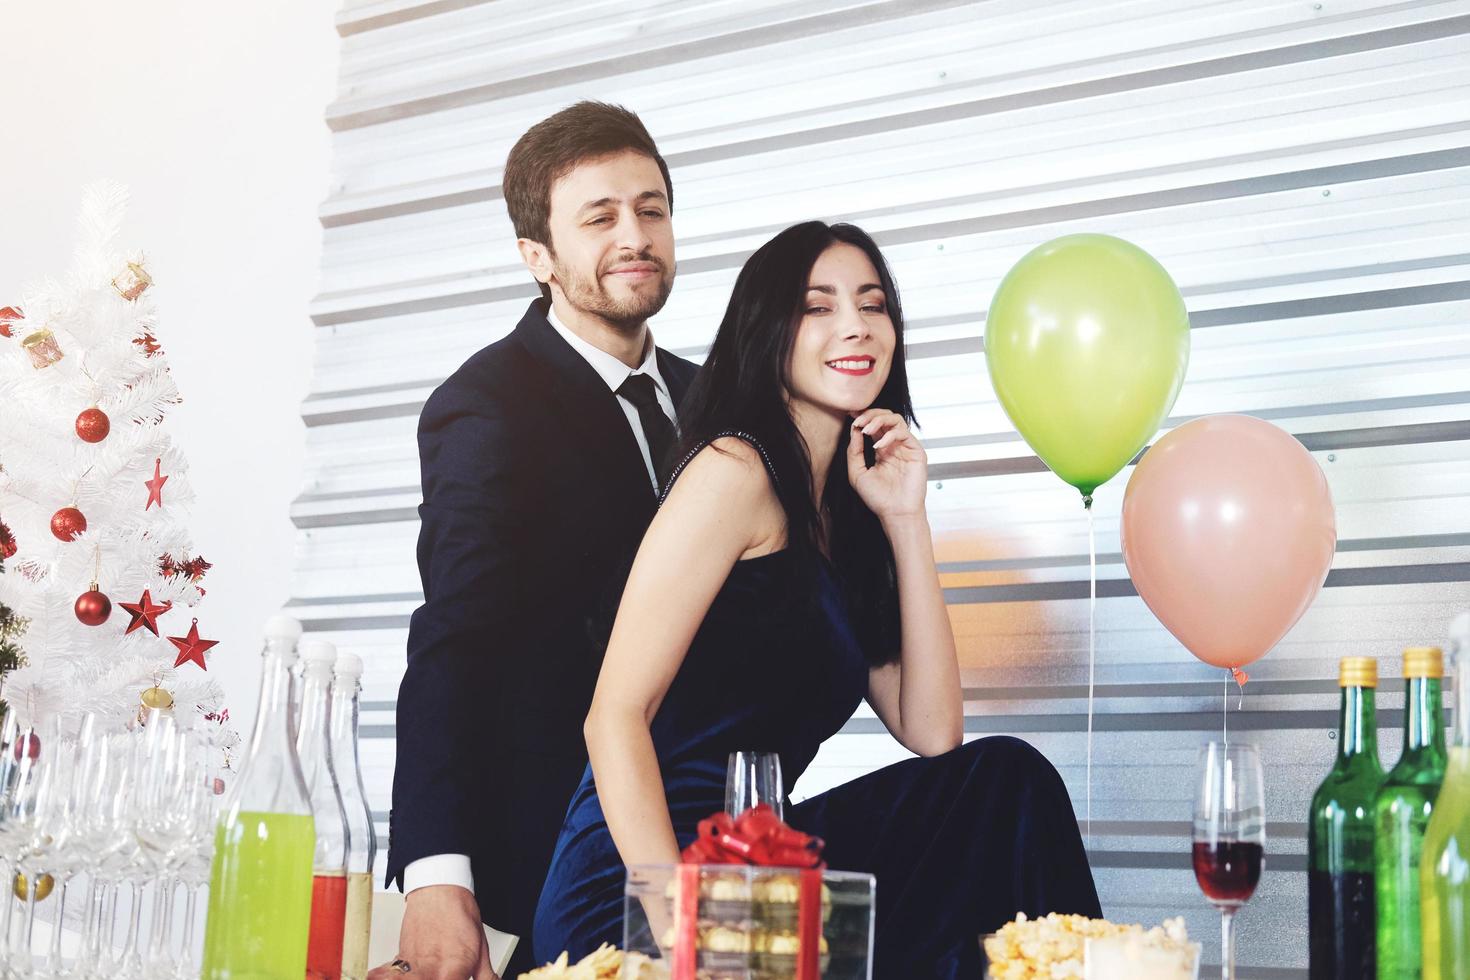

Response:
(1083, 935), (1200, 980)
(980, 913), (1197, 980)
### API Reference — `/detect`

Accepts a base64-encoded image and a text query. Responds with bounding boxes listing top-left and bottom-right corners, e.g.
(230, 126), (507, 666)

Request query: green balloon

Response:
(986, 233), (1190, 499)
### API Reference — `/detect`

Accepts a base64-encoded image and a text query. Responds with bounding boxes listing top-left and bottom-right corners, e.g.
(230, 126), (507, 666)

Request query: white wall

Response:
(0, 1), (340, 735)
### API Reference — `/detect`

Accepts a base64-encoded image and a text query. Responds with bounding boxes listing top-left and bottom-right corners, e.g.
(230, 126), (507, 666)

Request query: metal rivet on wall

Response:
(1327, 453), (1336, 462)
(1322, 189), (1332, 197)
(935, 482), (944, 490)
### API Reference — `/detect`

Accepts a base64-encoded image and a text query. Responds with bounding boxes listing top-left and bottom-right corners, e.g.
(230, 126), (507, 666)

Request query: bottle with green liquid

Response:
(202, 615), (316, 979)
(1422, 612), (1470, 978)
(1374, 646), (1446, 979)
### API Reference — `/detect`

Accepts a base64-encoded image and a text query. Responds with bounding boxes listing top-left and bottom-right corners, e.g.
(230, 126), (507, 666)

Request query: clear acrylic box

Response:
(623, 863), (875, 979)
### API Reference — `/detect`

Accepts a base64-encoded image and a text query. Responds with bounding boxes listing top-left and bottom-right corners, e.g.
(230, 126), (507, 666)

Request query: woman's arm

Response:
(584, 438), (783, 866)
(847, 411), (963, 757)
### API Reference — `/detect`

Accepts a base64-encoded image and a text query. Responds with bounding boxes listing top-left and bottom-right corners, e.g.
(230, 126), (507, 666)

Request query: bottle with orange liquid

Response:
(331, 651), (378, 980)
(298, 639), (352, 980)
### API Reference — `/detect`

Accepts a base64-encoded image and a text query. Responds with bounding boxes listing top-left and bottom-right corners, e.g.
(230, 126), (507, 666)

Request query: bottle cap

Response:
(1403, 646), (1443, 679)
(262, 614), (302, 643)
(1339, 657), (1377, 688)
(299, 638), (337, 664)
(334, 651), (364, 678)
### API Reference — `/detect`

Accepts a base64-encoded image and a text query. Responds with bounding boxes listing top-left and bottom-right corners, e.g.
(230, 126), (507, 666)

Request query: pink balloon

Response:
(1121, 415), (1336, 671)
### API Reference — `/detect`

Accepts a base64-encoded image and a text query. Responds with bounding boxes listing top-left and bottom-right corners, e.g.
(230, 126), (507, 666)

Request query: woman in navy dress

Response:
(534, 222), (1101, 977)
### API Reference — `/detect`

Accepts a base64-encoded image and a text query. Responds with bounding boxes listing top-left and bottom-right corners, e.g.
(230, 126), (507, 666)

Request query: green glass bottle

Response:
(1421, 612), (1470, 979)
(1374, 646), (1447, 979)
(1310, 656), (1384, 980)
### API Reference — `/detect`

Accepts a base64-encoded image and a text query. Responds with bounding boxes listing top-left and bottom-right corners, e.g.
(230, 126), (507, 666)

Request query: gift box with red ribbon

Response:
(622, 805), (875, 979)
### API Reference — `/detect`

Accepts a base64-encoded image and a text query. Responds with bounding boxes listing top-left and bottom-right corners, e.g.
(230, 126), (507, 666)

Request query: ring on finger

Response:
(391, 959), (412, 974)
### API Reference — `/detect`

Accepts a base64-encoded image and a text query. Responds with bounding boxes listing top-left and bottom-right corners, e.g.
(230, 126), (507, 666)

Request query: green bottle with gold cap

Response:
(1373, 647), (1447, 979)
(1310, 656), (1384, 980)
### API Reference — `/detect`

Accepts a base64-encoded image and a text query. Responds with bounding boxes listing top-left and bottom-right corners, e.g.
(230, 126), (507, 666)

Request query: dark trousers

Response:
(790, 736), (1103, 979)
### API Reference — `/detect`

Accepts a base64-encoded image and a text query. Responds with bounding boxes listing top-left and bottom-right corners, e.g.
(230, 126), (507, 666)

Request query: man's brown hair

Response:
(504, 101), (674, 301)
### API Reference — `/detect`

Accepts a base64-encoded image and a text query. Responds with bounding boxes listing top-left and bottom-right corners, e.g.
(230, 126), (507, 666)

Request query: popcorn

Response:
(982, 912), (1195, 980)
(518, 943), (661, 979)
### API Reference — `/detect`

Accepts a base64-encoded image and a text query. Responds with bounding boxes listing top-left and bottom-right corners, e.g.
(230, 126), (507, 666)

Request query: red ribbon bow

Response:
(680, 803), (825, 868)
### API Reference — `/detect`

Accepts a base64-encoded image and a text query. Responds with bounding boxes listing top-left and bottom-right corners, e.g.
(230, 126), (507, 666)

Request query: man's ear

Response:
(516, 238), (554, 287)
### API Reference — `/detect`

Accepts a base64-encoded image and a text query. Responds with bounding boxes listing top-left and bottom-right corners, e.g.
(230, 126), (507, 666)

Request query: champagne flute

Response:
(725, 751), (784, 820)
(1192, 741), (1266, 980)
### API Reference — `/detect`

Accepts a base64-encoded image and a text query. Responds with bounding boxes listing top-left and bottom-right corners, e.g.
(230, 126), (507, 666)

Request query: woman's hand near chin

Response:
(848, 409), (963, 756)
(847, 409), (928, 523)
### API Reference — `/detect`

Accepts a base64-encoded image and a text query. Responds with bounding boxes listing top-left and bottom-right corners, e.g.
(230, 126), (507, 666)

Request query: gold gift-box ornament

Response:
(21, 329), (64, 369)
(112, 261), (152, 302)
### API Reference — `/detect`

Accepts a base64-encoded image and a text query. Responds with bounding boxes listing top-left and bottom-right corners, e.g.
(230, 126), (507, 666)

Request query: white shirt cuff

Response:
(403, 853), (475, 896)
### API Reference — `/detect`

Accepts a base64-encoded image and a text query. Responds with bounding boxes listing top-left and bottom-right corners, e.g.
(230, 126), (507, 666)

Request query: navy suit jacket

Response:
(387, 299), (698, 972)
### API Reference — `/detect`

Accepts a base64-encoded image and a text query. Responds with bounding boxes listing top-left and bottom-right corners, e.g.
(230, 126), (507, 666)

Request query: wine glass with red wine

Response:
(1193, 741), (1265, 980)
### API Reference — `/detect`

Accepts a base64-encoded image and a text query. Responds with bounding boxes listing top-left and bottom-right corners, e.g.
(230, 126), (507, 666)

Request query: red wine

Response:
(1308, 870), (1375, 980)
(1192, 840), (1263, 904)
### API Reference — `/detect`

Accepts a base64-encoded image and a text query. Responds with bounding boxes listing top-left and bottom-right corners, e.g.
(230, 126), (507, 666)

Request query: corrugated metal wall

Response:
(295, 1), (1470, 974)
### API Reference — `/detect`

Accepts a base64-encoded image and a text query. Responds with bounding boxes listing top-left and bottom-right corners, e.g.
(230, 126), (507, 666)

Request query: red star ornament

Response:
(119, 589), (173, 636)
(169, 618), (218, 670)
(144, 458), (169, 510)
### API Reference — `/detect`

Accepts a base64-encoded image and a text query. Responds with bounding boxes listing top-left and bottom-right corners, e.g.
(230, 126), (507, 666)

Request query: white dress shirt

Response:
(402, 306), (678, 897)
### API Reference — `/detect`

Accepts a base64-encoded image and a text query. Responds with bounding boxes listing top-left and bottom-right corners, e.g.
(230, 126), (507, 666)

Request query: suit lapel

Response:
(513, 300), (652, 501)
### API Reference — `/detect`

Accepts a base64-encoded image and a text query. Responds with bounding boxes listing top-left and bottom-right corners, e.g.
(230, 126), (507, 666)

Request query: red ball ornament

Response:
(0, 519), (16, 560)
(75, 407), (110, 444)
(75, 588), (111, 626)
(50, 507), (87, 541)
(12, 733), (40, 762)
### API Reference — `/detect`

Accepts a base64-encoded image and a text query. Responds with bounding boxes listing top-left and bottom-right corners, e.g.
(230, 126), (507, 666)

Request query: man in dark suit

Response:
(376, 102), (697, 980)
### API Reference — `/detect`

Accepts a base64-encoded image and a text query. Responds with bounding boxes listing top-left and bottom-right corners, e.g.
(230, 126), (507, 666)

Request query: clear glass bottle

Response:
(201, 615), (316, 979)
(1422, 613), (1470, 978)
(298, 638), (351, 980)
(331, 650), (378, 980)
(1374, 646), (1446, 979)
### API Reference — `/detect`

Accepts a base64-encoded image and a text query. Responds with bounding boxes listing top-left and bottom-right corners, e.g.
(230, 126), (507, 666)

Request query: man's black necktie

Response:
(617, 373), (677, 490)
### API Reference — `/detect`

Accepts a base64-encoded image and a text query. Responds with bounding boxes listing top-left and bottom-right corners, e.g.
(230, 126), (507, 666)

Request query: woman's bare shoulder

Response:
(667, 437), (772, 500)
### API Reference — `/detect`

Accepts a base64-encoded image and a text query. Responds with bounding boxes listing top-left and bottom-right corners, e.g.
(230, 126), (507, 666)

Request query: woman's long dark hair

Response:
(672, 221), (915, 667)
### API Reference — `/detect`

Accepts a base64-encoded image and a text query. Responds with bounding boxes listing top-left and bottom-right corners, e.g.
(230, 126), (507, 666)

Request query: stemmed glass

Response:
(9, 715), (73, 979)
(1192, 741), (1266, 980)
(111, 715), (175, 980)
(70, 730), (133, 977)
(136, 724), (198, 976)
(725, 751), (785, 819)
(0, 711), (24, 965)
(30, 715), (109, 979)
(174, 749), (223, 979)
(85, 734), (143, 978)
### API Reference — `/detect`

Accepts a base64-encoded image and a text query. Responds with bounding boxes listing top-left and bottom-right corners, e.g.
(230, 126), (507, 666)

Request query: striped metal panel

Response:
(300, 1), (1470, 973)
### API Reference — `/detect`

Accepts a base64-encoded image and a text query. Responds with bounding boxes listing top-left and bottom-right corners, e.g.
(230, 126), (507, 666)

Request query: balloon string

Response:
(1086, 499), (1096, 849)
(1223, 672), (1229, 746)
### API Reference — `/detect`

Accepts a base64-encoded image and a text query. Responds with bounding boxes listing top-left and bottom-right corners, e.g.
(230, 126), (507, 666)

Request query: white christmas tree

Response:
(0, 181), (237, 758)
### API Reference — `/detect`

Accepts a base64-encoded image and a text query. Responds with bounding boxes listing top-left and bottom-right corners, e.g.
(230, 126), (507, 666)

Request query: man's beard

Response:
(550, 250), (674, 332)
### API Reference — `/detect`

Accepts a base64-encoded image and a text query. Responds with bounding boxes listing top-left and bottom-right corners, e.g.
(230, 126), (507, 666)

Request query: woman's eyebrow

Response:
(805, 283), (884, 294)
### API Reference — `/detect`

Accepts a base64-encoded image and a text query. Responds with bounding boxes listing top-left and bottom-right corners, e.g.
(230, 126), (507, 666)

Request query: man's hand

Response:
(366, 884), (499, 980)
